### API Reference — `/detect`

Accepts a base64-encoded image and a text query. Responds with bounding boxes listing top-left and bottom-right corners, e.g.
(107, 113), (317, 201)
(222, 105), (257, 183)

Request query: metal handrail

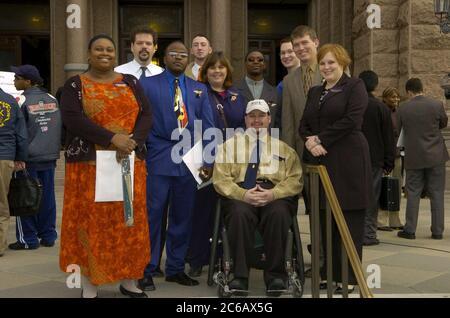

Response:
(306, 165), (374, 298)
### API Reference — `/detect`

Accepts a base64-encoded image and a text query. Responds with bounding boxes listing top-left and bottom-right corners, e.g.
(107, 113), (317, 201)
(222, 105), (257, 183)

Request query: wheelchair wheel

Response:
(292, 283), (304, 298)
(218, 285), (232, 298)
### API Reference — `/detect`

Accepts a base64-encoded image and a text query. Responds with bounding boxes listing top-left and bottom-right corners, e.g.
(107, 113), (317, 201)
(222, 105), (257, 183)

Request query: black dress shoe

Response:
(165, 272), (199, 286)
(120, 285), (148, 298)
(266, 278), (286, 297)
(377, 226), (393, 232)
(8, 242), (39, 250)
(153, 267), (164, 278)
(229, 277), (248, 291)
(390, 225), (404, 230)
(432, 234), (443, 240)
(397, 230), (415, 240)
(138, 276), (156, 291)
(188, 266), (203, 277)
(40, 240), (55, 247)
(363, 238), (380, 246)
(334, 285), (355, 295)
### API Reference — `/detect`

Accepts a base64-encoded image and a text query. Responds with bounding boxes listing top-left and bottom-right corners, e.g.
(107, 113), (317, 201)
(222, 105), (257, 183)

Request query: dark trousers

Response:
(186, 184), (218, 268)
(145, 174), (197, 277)
(16, 168), (57, 247)
(319, 209), (365, 285)
(364, 167), (383, 240)
(222, 198), (295, 284)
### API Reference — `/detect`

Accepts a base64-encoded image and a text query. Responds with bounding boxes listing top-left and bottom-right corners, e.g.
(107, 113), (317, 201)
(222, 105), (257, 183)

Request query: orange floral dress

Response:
(59, 75), (150, 285)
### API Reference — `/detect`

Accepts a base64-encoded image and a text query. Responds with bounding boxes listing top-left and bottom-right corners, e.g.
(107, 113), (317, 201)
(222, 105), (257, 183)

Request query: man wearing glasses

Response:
(139, 41), (215, 291)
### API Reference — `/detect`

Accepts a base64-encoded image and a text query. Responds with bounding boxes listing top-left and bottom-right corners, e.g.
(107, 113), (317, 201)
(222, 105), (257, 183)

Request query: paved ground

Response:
(1, 162), (450, 298)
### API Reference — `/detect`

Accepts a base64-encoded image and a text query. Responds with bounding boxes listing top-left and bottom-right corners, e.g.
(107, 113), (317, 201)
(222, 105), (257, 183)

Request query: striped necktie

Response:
(303, 66), (313, 97)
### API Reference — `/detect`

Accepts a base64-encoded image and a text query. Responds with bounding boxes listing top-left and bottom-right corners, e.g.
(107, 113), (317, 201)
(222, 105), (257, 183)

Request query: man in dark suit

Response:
(139, 41), (215, 290)
(397, 78), (449, 240)
(236, 50), (278, 121)
(359, 71), (395, 246)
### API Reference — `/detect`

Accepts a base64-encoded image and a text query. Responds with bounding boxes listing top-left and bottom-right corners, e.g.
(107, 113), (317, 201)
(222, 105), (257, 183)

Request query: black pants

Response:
(222, 197), (296, 285)
(319, 209), (365, 285)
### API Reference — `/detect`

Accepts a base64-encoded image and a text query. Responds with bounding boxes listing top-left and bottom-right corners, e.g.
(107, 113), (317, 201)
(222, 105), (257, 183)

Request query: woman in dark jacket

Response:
(299, 44), (372, 294)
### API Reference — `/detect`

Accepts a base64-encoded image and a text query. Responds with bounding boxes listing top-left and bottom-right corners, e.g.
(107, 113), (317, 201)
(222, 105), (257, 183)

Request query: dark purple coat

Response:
(299, 75), (372, 210)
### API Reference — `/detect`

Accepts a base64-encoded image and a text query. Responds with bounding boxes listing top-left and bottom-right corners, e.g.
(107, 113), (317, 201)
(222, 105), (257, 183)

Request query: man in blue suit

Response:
(139, 41), (215, 290)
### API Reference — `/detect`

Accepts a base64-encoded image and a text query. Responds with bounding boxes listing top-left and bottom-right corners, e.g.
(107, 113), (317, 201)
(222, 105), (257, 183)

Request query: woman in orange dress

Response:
(59, 34), (152, 298)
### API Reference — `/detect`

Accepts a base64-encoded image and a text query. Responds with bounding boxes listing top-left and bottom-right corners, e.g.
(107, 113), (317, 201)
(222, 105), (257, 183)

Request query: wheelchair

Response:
(207, 197), (305, 298)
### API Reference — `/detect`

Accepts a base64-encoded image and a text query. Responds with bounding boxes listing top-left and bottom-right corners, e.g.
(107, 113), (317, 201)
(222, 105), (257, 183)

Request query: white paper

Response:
(182, 141), (204, 185)
(95, 151), (135, 202)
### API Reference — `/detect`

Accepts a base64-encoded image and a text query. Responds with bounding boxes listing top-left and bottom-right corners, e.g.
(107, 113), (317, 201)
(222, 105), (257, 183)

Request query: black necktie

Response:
(139, 66), (147, 80)
(243, 137), (260, 189)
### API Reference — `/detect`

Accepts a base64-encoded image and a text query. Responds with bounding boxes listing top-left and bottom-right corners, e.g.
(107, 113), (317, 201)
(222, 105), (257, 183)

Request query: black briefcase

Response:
(8, 171), (43, 217)
(379, 176), (400, 211)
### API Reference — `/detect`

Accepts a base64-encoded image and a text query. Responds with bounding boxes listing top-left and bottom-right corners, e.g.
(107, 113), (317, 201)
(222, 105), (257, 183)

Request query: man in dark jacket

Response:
(8, 65), (62, 250)
(0, 88), (27, 256)
(359, 71), (395, 246)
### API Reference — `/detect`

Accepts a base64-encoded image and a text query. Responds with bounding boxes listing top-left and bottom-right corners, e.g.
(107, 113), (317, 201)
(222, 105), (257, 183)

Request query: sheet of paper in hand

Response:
(95, 151), (135, 202)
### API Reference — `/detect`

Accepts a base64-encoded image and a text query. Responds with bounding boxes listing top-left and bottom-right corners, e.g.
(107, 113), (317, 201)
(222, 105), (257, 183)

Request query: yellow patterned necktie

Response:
(303, 66), (313, 97)
(174, 78), (188, 132)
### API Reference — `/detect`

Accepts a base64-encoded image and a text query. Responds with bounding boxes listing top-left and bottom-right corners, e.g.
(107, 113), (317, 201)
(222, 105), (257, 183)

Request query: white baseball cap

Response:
(246, 99), (270, 114)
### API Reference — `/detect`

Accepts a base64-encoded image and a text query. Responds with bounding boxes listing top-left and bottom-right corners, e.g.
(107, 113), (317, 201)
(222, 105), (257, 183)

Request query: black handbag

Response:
(8, 170), (43, 217)
(379, 176), (400, 211)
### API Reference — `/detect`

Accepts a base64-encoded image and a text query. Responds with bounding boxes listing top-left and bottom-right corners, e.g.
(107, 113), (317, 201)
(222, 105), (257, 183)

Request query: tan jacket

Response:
(213, 131), (303, 202)
(281, 65), (322, 159)
(185, 62), (198, 81)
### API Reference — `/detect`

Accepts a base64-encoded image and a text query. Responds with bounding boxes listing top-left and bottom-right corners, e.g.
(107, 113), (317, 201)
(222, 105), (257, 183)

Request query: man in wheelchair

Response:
(212, 99), (302, 296)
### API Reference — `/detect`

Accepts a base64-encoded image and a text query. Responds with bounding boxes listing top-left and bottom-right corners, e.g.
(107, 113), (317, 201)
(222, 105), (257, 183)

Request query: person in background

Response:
(274, 37), (300, 130)
(0, 88), (27, 257)
(299, 44), (372, 294)
(8, 65), (62, 251)
(115, 26), (163, 80)
(359, 70), (395, 246)
(185, 34), (213, 81)
(186, 51), (247, 277)
(377, 87), (404, 231)
(59, 34), (152, 298)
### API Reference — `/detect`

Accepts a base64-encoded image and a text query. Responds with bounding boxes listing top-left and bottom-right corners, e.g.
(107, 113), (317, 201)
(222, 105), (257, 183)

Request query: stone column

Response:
(210, 0), (231, 58)
(353, 0), (400, 96)
(64, 0), (90, 79)
(231, 0), (247, 81)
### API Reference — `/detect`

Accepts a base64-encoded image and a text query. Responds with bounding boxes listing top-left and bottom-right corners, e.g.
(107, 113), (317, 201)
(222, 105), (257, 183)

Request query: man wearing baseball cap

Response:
(8, 64), (62, 251)
(212, 99), (302, 296)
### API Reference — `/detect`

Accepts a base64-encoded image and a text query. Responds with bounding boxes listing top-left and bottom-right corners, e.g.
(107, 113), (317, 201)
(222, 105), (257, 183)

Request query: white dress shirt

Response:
(115, 59), (164, 79)
(192, 63), (201, 80)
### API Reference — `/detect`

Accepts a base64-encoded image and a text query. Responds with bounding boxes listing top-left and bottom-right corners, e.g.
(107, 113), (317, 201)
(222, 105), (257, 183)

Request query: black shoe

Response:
(119, 285), (148, 298)
(397, 230), (415, 240)
(165, 272), (199, 286)
(153, 267), (164, 278)
(40, 240), (55, 247)
(390, 225), (404, 230)
(229, 277), (248, 292)
(137, 276), (155, 291)
(432, 234), (443, 240)
(334, 285), (355, 295)
(363, 238), (380, 246)
(188, 266), (203, 278)
(266, 278), (286, 297)
(8, 242), (39, 250)
(377, 226), (393, 232)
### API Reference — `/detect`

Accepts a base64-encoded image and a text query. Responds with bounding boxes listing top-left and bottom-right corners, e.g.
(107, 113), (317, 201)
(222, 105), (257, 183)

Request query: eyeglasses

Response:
(167, 51), (189, 59)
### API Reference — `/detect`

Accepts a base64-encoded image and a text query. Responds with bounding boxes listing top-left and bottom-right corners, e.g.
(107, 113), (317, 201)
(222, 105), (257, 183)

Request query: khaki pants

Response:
(0, 160), (14, 255)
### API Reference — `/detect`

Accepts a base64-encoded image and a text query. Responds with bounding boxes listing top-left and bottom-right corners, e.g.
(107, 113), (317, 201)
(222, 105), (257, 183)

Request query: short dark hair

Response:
(291, 25), (318, 41)
(88, 34), (116, 50)
(245, 50), (264, 61)
(192, 34), (211, 45)
(130, 26), (158, 44)
(358, 70), (379, 93)
(280, 37), (292, 46)
(405, 78), (423, 94)
(198, 51), (234, 89)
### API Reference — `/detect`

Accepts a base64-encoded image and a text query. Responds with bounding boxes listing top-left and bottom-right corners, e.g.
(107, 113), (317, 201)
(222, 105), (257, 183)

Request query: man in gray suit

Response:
(281, 25), (322, 158)
(397, 78), (449, 240)
(236, 50), (278, 121)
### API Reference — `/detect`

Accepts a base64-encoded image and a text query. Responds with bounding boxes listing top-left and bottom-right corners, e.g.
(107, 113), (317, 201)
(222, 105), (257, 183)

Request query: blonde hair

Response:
(317, 44), (352, 69)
